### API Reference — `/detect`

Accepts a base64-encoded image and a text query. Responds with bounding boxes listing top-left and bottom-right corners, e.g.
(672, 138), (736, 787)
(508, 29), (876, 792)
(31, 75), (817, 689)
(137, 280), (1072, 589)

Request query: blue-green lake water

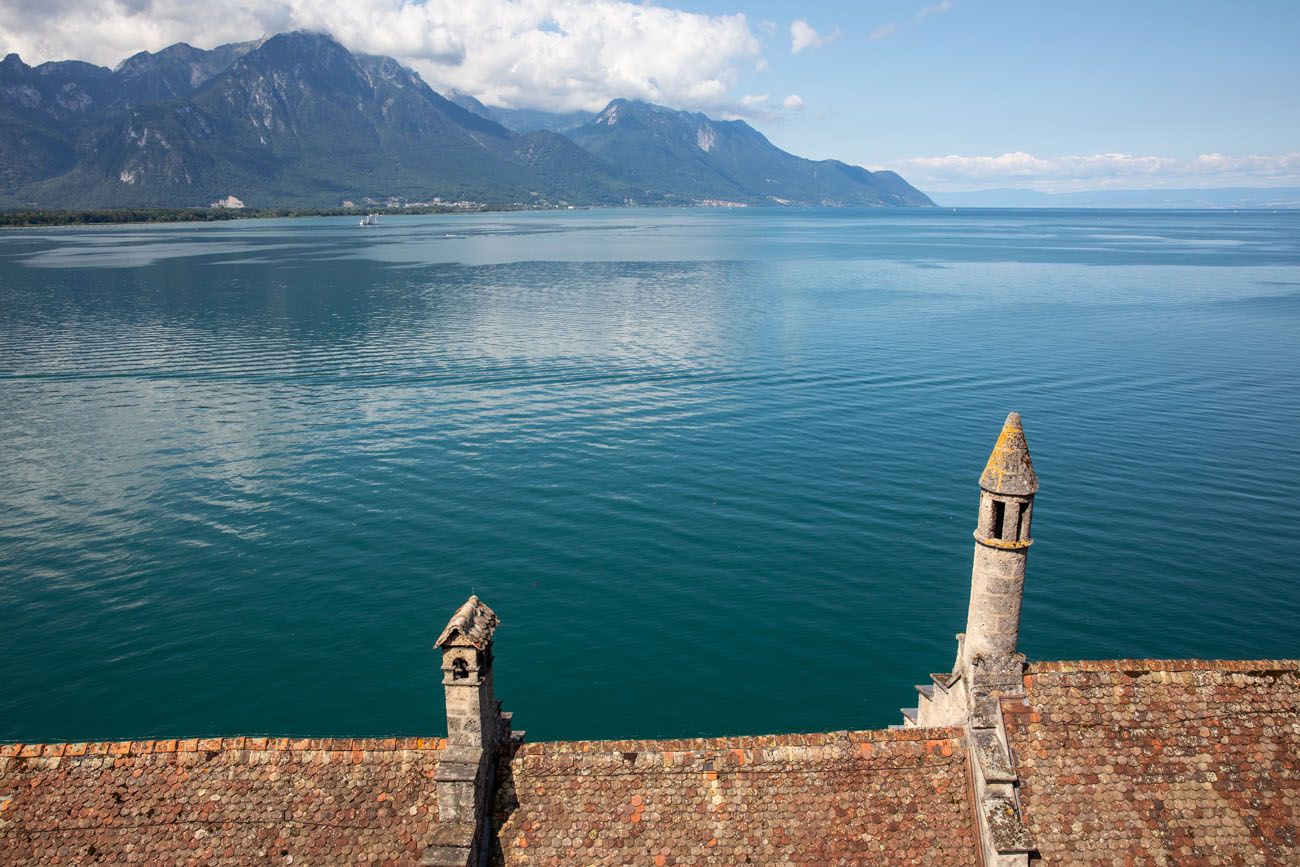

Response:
(1, 208), (1298, 743)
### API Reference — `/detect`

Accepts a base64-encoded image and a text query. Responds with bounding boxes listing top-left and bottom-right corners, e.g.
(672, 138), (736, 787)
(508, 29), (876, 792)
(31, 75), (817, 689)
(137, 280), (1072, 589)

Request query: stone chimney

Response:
(437, 595), (502, 758)
(426, 596), (511, 867)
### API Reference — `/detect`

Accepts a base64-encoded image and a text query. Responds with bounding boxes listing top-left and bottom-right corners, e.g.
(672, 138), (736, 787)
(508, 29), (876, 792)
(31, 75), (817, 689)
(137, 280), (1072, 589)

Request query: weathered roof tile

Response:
(1006, 658), (1300, 865)
(0, 737), (446, 864)
(491, 727), (975, 865)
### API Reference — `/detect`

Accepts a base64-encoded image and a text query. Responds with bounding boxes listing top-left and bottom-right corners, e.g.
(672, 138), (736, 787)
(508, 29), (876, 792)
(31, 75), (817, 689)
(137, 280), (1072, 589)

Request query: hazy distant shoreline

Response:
(6, 201), (1300, 230)
(0, 204), (545, 229)
(933, 186), (1300, 210)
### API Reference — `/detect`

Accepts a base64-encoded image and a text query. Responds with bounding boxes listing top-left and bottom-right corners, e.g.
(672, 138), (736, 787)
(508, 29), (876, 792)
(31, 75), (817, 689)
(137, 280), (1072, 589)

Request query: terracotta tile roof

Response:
(7, 657), (1297, 865)
(1006, 659), (1300, 865)
(0, 737), (447, 865)
(491, 727), (976, 866)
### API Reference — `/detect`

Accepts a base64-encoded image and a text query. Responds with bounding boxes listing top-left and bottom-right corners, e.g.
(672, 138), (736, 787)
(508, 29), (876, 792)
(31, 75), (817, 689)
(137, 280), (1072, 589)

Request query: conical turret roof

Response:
(979, 412), (1039, 495)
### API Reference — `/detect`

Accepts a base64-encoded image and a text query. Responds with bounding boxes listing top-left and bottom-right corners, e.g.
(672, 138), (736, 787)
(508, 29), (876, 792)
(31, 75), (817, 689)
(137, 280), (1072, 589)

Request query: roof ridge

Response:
(1027, 658), (1300, 674)
(506, 726), (966, 755)
(0, 736), (447, 758)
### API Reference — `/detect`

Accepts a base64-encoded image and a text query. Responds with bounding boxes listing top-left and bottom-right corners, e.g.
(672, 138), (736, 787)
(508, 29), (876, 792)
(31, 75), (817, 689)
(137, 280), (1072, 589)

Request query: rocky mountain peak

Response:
(0, 30), (932, 210)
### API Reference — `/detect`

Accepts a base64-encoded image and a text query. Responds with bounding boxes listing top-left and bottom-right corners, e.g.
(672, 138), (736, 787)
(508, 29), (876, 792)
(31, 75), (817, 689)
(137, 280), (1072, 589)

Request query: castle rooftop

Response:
(3, 659), (1298, 864)
(0, 737), (449, 864)
(1009, 658), (1300, 865)
(493, 726), (975, 865)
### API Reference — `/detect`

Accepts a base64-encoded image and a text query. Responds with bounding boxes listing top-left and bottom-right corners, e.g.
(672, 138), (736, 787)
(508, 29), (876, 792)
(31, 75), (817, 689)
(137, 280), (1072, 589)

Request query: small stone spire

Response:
(979, 412), (1039, 497)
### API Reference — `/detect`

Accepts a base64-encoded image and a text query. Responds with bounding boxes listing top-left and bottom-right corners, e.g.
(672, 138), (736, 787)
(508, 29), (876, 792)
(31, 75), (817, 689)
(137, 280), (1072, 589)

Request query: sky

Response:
(2, 0), (1297, 193)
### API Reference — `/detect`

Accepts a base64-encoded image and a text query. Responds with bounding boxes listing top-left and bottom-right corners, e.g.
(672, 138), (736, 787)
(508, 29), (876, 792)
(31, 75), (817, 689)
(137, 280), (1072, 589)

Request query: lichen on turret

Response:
(979, 412), (1039, 496)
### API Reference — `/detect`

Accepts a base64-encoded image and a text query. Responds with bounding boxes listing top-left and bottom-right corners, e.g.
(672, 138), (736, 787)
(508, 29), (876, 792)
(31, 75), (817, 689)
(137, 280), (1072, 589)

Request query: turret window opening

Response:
(991, 500), (1006, 539)
(452, 657), (469, 680)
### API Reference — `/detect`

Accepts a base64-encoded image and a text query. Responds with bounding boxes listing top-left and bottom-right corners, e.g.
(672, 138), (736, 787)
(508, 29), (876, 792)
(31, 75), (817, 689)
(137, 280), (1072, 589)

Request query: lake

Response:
(1, 207), (1297, 742)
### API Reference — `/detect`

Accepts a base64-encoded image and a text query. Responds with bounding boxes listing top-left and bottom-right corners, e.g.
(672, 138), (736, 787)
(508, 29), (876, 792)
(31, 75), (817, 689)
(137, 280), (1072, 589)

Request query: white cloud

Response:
(893, 150), (1300, 192)
(790, 20), (839, 54)
(869, 23), (899, 42)
(783, 94), (804, 110)
(0, 0), (762, 114)
(740, 93), (769, 108)
(871, 1), (952, 44)
(916, 1), (953, 21)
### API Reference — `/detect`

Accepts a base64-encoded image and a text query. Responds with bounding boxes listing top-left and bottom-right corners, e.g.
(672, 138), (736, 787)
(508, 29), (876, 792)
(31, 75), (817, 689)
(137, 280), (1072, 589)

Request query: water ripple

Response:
(1, 209), (1298, 741)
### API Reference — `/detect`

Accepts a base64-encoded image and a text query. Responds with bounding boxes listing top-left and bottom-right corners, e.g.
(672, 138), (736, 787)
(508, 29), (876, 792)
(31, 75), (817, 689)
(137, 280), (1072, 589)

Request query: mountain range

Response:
(0, 31), (933, 210)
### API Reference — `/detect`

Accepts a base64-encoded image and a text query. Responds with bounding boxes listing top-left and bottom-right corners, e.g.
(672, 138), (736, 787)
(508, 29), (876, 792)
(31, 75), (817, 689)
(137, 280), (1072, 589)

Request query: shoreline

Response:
(0, 203), (550, 229)
(4, 202), (1290, 231)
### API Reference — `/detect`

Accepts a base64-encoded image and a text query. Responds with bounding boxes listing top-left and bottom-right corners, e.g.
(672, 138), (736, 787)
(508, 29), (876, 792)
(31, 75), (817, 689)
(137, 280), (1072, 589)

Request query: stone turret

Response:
(913, 412), (1038, 727)
(907, 413), (1038, 867)
(963, 411), (1037, 674)
(427, 596), (512, 867)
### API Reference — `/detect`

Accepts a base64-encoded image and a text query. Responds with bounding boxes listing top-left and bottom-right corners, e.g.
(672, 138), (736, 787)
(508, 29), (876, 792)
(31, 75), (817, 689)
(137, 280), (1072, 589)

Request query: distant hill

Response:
(0, 32), (932, 210)
(934, 187), (1300, 209)
(446, 91), (594, 135)
(450, 94), (931, 206)
(566, 99), (933, 207)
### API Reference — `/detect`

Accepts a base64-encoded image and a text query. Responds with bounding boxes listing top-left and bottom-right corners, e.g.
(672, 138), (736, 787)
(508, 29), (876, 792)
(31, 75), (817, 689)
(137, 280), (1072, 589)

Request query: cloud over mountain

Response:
(0, 0), (760, 114)
(896, 151), (1300, 192)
